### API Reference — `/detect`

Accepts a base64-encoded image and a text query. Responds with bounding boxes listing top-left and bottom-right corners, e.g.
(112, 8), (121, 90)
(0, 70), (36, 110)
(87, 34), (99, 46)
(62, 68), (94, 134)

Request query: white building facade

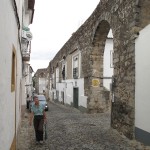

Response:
(0, 0), (35, 149)
(24, 64), (34, 99)
(135, 24), (150, 145)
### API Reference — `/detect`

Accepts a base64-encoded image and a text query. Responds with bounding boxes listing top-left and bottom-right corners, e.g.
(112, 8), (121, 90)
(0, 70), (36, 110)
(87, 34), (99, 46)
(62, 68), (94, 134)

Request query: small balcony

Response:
(22, 51), (30, 61)
(22, 38), (31, 61)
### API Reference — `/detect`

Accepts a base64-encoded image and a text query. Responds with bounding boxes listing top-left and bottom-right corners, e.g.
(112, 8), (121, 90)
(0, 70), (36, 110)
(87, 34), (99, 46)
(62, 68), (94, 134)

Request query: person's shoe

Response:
(39, 141), (43, 144)
(35, 141), (39, 145)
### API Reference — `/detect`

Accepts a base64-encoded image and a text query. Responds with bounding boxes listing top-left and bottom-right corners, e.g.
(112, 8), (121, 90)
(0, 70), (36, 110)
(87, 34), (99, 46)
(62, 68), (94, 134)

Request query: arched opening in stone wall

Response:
(103, 30), (114, 91)
(89, 20), (114, 123)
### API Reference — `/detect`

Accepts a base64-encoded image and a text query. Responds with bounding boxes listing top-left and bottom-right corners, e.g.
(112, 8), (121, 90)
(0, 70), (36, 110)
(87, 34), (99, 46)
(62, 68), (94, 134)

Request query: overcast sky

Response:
(29, 0), (100, 72)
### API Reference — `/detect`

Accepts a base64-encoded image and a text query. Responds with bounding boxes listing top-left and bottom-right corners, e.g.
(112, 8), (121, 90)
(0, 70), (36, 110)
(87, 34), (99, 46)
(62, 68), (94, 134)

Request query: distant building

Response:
(34, 68), (47, 95)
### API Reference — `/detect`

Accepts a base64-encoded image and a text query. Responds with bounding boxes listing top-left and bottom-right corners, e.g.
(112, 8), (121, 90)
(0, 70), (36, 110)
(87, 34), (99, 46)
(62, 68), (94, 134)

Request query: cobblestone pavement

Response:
(17, 102), (150, 150)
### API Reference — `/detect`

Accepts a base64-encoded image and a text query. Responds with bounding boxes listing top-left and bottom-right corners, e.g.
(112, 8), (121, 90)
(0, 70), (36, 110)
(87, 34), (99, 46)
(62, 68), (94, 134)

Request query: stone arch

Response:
(92, 20), (111, 79)
(86, 10), (136, 139)
(87, 20), (113, 113)
(92, 20), (110, 47)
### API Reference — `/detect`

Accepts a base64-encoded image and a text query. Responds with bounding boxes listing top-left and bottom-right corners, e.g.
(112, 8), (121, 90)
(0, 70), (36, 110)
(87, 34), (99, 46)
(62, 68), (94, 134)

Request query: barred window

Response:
(73, 56), (79, 79)
(62, 65), (65, 80)
(73, 67), (78, 79)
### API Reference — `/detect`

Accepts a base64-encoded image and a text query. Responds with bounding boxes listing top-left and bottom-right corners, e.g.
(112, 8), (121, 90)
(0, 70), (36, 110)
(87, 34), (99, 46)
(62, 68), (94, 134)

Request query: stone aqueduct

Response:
(49, 0), (150, 140)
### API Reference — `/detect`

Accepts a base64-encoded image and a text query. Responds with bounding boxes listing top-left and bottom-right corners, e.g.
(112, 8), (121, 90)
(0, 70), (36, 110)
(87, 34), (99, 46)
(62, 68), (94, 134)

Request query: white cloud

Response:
(30, 60), (50, 73)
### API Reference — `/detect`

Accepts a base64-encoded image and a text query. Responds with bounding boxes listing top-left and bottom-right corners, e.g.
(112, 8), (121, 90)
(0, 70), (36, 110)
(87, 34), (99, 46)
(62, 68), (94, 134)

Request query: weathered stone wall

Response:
(48, 0), (150, 140)
(138, 0), (150, 28)
(66, 54), (72, 79)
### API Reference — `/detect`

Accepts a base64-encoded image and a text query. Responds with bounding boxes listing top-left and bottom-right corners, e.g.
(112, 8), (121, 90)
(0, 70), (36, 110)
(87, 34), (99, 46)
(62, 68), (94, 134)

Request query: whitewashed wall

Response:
(0, 0), (23, 149)
(135, 24), (150, 137)
(103, 38), (113, 90)
(21, 78), (26, 106)
(56, 82), (66, 101)
(24, 64), (33, 98)
(56, 78), (87, 108)
(15, 43), (23, 136)
(24, 12), (32, 27)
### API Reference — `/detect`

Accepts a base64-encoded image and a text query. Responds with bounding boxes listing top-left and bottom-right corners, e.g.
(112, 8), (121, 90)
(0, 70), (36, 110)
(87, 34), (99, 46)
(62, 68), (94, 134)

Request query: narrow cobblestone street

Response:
(17, 102), (150, 150)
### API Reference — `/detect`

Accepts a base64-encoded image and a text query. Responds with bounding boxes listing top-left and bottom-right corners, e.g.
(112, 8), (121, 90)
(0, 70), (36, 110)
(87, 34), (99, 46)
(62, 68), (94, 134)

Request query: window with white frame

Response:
(52, 73), (55, 88)
(73, 55), (79, 79)
(62, 58), (67, 80)
(56, 68), (59, 83)
(110, 50), (114, 68)
(62, 64), (65, 80)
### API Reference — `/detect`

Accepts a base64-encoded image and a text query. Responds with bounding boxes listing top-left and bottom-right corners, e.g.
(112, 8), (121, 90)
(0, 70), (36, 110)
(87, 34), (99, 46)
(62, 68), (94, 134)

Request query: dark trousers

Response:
(26, 101), (29, 109)
(34, 115), (44, 141)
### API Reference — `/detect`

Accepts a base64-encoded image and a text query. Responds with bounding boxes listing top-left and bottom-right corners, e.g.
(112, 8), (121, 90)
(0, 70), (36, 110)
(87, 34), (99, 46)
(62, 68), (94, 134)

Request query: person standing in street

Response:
(29, 96), (47, 144)
(26, 94), (30, 109)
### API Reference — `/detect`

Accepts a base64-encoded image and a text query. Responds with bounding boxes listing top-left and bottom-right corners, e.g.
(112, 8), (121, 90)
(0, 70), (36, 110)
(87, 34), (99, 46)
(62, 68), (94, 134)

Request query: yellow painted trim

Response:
(10, 135), (16, 150)
(11, 45), (16, 92)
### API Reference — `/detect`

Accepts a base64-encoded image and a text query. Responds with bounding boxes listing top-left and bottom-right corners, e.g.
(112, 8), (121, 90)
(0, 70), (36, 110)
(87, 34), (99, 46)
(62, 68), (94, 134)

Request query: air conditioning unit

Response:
(22, 30), (27, 39)
(22, 30), (33, 41)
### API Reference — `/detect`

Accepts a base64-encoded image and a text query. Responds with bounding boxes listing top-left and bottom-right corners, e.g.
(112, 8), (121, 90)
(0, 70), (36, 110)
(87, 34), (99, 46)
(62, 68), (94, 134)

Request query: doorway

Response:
(61, 91), (64, 104)
(73, 87), (79, 108)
